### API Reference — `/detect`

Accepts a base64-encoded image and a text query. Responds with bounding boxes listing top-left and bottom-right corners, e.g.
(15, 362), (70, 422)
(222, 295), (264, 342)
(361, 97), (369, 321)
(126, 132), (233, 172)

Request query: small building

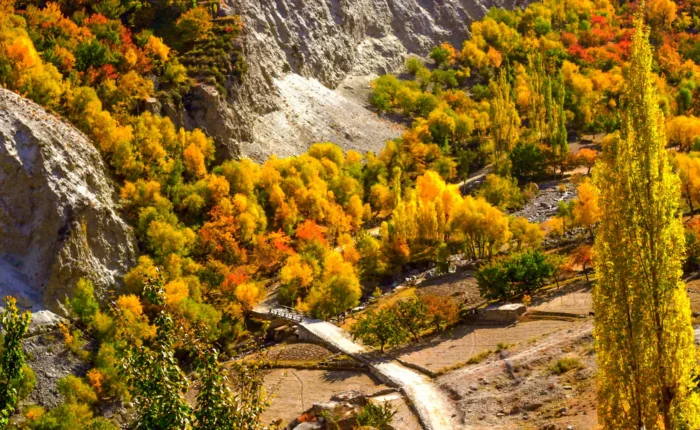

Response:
(476, 303), (526, 324)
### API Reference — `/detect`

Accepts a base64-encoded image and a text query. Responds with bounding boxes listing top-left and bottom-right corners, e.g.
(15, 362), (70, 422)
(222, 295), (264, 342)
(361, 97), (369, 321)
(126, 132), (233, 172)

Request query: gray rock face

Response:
(175, 0), (529, 161)
(0, 89), (138, 312)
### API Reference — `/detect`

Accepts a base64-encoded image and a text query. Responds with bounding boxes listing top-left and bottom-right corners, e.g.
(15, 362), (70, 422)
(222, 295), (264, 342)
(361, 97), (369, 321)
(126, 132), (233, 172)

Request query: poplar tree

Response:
(489, 68), (520, 173)
(593, 16), (700, 429)
(527, 54), (548, 142)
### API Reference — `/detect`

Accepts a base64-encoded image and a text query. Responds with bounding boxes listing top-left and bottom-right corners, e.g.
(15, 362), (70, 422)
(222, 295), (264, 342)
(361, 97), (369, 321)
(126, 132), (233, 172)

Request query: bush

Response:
(551, 357), (583, 374)
(405, 56), (423, 74)
(355, 402), (397, 429)
(69, 278), (100, 324)
(26, 402), (117, 430)
(467, 350), (492, 364)
(476, 250), (556, 301)
(57, 375), (98, 405)
(12, 365), (36, 401)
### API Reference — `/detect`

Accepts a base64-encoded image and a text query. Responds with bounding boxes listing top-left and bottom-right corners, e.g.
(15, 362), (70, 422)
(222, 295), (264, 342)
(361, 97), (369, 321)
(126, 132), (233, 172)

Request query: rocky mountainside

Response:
(174, 0), (528, 161)
(0, 89), (137, 312)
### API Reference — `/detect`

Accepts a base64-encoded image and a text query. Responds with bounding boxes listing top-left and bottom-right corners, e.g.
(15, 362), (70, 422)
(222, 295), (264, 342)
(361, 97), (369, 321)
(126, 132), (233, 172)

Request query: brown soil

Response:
(262, 369), (387, 426)
(437, 321), (598, 429)
(416, 270), (483, 308)
(266, 342), (335, 364)
(530, 280), (594, 315)
(396, 319), (576, 374)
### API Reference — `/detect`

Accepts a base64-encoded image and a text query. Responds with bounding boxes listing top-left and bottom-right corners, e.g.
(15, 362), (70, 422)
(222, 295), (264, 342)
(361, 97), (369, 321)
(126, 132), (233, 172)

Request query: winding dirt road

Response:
(257, 306), (462, 429)
(299, 317), (461, 430)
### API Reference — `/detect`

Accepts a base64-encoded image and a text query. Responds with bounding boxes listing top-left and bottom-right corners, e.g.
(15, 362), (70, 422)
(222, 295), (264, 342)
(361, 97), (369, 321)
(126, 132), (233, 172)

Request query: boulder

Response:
(0, 89), (137, 312)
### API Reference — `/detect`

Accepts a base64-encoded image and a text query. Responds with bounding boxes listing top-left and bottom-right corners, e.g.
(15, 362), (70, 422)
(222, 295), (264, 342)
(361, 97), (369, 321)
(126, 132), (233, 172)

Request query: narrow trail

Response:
(257, 306), (463, 430)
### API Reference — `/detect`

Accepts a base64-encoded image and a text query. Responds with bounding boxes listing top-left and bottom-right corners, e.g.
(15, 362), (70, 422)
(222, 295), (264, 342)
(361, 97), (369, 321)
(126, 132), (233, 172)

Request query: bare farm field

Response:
(529, 281), (594, 316)
(261, 368), (420, 428)
(396, 319), (577, 374)
(416, 270), (484, 307)
(438, 321), (598, 429)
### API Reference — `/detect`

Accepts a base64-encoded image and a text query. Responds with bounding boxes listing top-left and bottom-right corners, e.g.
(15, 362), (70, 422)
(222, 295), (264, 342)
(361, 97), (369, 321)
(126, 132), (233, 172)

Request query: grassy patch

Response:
(468, 350), (493, 364)
(550, 356), (583, 375)
(496, 342), (512, 352)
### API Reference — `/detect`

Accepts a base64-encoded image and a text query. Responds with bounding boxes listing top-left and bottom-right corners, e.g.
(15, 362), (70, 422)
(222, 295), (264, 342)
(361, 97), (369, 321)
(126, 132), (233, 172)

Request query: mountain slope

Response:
(0, 89), (137, 311)
(175, 0), (529, 161)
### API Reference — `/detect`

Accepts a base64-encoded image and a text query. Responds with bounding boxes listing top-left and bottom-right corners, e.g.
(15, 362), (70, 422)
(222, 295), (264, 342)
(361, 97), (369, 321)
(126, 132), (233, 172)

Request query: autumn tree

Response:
(576, 148), (598, 175)
(572, 179), (601, 238)
(673, 152), (700, 216)
(118, 273), (193, 429)
(489, 69), (520, 172)
(509, 216), (544, 250)
(570, 245), (593, 281)
(592, 17), (700, 429)
(420, 295), (459, 332)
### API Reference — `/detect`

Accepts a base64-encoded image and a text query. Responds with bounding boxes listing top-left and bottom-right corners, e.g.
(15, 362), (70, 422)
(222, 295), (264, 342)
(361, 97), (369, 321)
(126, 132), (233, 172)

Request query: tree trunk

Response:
(688, 191), (694, 218)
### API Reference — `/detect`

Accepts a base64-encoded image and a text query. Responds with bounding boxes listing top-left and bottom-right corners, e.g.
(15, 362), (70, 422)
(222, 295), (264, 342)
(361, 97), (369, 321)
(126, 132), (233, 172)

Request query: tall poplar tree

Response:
(527, 54), (548, 142)
(489, 68), (520, 173)
(593, 16), (700, 429)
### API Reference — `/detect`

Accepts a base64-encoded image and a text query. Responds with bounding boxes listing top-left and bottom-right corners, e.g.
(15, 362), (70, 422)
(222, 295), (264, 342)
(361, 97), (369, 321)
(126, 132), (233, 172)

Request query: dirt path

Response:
(258, 305), (462, 429)
(298, 316), (461, 430)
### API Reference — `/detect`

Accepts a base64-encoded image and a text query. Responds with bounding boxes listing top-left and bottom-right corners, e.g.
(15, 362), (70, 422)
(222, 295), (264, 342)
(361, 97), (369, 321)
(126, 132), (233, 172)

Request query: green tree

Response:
(527, 54), (548, 143)
(193, 347), (270, 430)
(548, 74), (569, 176)
(510, 142), (547, 182)
(477, 174), (524, 210)
(0, 296), (31, 428)
(476, 250), (555, 301)
(118, 272), (193, 430)
(592, 16), (700, 429)
(394, 298), (429, 342)
(350, 309), (407, 352)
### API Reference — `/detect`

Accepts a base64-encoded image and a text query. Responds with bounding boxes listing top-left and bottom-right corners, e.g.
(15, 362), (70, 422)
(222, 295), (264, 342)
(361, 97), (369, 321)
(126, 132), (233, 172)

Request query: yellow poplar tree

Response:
(593, 15), (700, 430)
(489, 68), (520, 172)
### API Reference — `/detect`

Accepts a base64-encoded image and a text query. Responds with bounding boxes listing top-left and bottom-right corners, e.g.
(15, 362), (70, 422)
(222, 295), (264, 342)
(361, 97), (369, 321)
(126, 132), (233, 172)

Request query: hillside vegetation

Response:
(2, 0), (700, 427)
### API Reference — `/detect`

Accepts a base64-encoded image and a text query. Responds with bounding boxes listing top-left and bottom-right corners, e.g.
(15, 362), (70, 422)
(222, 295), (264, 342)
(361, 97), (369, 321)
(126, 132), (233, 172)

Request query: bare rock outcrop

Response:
(172, 0), (529, 161)
(0, 89), (137, 312)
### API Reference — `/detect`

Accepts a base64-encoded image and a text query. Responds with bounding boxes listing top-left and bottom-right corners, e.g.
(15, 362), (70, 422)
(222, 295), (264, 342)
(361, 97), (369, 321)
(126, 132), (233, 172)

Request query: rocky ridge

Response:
(171, 0), (529, 161)
(0, 88), (137, 312)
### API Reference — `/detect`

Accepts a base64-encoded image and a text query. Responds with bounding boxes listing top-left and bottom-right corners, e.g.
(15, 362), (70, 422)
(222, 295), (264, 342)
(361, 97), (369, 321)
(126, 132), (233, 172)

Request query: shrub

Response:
(405, 56), (424, 74)
(11, 365), (36, 401)
(467, 350), (492, 364)
(355, 402), (397, 429)
(57, 375), (98, 405)
(551, 356), (583, 374)
(69, 278), (100, 324)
